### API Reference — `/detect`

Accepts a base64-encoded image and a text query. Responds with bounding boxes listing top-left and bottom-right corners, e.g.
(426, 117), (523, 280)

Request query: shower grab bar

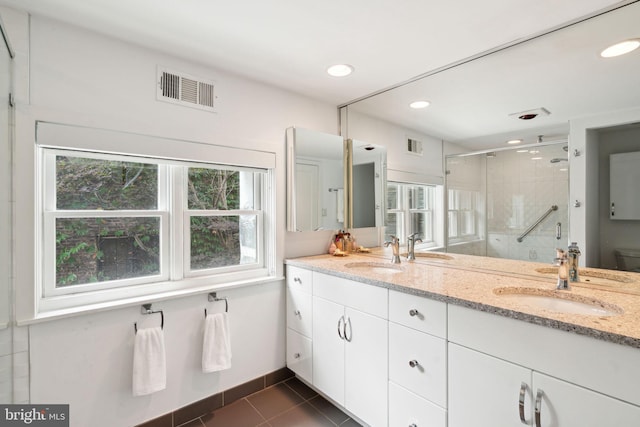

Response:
(517, 205), (558, 243)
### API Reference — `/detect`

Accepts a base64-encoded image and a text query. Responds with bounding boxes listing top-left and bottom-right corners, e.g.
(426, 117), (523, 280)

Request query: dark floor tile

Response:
(246, 383), (305, 420)
(224, 377), (265, 405)
(201, 399), (266, 427)
(265, 367), (294, 387)
(339, 418), (362, 427)
(268, 403), (336, 427)
(308, 395), (350, 426)
(284, 377), (318, 400)
(135, 412), (173, 427)
(174, 393), (223, 426)
(177, 419), (205, 427)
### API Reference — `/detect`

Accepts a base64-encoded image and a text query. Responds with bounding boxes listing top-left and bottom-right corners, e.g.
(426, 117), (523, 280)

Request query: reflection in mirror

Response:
(341, 2), (640, 274)
(446, 142), (569, 263)
(347, 139), (387, 228)
(286, 127), (345, 232)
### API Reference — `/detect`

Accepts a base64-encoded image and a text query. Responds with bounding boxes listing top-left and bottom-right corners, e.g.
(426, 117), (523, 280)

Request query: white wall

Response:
(3, 8), (340, 426)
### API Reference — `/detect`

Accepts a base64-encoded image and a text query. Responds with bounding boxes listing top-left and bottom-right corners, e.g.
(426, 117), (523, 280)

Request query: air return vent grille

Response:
(407, 138), (423, 156)
(157, 67), (218, 112)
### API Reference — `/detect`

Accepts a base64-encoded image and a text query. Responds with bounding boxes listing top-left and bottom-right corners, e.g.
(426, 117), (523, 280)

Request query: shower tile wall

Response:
(486, 145), (569, 263)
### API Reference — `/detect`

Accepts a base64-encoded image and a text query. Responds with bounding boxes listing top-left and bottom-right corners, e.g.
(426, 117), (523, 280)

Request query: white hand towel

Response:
(132, 326), (167, 396)
(336, 189), (344, 222)
(202, 312), (232, 373)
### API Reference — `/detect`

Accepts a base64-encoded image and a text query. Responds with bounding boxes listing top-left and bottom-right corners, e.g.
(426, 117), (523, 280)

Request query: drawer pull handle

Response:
(409, 360), (420, 368)
(293, 277), (302, 283)
(293, 352), (301, 359)
(409, 309), (419, 317)
(534, 389), (544, 427)
(519, 382), (528, 424)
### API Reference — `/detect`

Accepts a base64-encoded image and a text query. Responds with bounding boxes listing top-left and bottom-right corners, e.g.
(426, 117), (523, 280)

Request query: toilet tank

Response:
(615, 248), (640, 272)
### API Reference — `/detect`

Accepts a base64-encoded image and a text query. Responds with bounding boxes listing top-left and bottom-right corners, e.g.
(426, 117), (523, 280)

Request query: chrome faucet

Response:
(384, 235), (401, 264)
(554, 248), (570, 290)
(567, 242), (581, 282)
(406, 233), (423, 261)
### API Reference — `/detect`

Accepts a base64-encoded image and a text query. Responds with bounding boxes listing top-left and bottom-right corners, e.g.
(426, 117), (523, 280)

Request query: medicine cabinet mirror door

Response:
(286, 127), (346, 232)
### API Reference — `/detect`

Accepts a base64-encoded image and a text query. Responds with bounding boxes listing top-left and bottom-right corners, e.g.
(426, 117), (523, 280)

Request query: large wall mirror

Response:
(341, 1), (640, 271)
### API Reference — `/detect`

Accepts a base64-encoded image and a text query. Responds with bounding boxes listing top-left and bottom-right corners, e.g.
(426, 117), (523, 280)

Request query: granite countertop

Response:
(285, 249), (640, 349)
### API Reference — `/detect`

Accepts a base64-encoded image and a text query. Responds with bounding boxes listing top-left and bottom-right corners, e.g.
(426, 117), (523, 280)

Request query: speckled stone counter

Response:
(285, 250), (640, 349)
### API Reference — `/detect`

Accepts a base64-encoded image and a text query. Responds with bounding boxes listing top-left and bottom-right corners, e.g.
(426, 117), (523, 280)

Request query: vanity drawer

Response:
(389, 289), (447, 338)
(286, 287), (312, 337)
(286, 265), (313, 294)
(286, 328), (312, 384)
(389, 321), (447, 407)
(389, 381), (446, 427)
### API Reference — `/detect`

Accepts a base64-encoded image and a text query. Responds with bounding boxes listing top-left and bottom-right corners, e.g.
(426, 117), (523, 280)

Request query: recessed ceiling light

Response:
(600, 39), (640, 58)
(409, 100), (430, 109)
(327, 64), (354, 77)
(507, 139), (522, 145)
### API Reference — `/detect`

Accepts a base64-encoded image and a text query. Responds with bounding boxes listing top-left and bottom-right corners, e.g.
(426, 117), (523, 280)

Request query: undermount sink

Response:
(493, 287), (623, 317)
(344, 262), (404, 273)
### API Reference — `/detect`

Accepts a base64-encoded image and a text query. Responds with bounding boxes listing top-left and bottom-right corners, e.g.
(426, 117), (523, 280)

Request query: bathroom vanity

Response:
(285, 251), (640, 427)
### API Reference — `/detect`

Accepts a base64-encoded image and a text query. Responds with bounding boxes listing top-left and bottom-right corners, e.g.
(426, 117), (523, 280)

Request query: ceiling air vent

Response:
(157, 67), (218, 112)
(407, 138), (423, 156)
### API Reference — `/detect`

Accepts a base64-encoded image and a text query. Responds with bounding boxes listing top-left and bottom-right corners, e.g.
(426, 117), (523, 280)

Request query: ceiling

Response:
(0, 0), (630, 106)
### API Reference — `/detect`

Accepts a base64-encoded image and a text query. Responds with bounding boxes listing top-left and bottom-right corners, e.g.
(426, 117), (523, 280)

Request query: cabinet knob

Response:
(293, 277), (302, 283)
(293, 352), (301, 359)
(409, 309), (419, 317)
(409, 360), (420, 368)
(294, 310), (301, 317)
(409, 424), (417, 427)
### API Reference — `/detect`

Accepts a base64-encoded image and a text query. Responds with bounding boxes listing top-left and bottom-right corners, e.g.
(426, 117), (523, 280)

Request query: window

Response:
(35, 122), (276, 314)
(447, 188), (478, 240)
(385, 182), (436, 245)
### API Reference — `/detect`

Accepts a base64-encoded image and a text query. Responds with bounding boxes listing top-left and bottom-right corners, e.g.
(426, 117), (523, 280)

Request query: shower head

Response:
(550, 158), (568, 163)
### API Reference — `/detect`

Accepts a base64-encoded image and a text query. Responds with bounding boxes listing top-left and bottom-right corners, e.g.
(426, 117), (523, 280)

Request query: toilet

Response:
(615, 248), (640, 272)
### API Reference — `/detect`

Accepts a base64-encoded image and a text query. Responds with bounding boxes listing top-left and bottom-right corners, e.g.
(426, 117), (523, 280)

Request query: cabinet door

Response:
(449, 343), (532, 427)
(312, 296), (345, 405)
(344, 307), (388, 427)
(533, 372), (640, 427)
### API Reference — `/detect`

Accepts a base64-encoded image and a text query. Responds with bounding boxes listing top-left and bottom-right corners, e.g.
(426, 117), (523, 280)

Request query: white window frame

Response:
(447, 188), (479, 242)
(33, 122), (277, 316)
(386, 181), (437, 247)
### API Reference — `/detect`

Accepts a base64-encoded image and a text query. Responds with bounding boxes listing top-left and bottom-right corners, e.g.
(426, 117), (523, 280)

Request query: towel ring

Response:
(134, 303), (164, 334)
(204, 292), (229, 317)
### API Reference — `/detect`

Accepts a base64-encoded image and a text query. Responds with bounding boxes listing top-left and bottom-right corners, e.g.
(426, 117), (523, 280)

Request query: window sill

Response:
(18, 274), (284, 326)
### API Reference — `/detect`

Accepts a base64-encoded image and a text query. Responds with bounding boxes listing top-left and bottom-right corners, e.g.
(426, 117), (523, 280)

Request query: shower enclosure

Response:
(445, 142), (569, 264)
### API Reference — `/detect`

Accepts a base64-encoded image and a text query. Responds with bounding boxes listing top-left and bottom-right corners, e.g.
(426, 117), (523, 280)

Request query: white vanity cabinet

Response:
(388, 290), (447, 427)
(285, 266), (313, 383)
(312, 271), (388, 427)
(448, 305), (640, 427)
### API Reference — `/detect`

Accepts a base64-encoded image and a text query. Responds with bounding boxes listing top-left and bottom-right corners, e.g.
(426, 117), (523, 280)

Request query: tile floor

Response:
(179, 377), (362, 427)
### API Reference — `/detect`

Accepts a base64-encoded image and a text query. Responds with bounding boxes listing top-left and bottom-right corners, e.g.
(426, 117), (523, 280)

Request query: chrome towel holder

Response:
(204, 292), (229, 317)
(134, 303), (164, 334)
